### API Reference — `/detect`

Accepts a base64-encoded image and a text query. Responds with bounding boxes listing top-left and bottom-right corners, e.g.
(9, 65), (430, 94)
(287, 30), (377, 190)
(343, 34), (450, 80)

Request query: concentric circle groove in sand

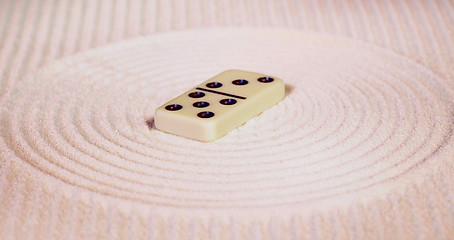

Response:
(1, 29), (453, 208)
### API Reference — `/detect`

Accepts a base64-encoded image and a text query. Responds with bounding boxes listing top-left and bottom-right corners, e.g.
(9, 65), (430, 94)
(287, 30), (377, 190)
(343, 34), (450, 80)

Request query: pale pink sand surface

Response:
(0, 1), (453, 239)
